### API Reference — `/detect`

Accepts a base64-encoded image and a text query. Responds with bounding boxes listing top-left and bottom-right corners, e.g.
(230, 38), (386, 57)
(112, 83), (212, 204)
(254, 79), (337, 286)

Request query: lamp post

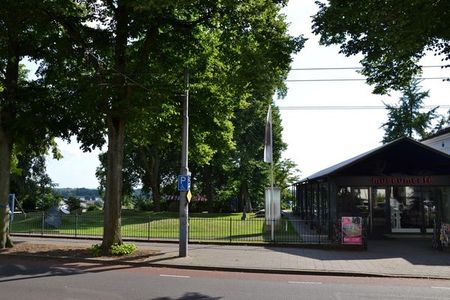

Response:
(179, 69), (189, 257)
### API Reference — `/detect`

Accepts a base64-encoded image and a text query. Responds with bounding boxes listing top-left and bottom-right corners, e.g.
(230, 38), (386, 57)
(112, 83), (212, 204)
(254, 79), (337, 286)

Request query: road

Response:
(1, 256), (450, 300)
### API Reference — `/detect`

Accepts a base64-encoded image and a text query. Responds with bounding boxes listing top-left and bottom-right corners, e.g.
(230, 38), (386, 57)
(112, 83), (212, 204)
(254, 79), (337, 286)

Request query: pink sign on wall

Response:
(341, 216), (363, 245)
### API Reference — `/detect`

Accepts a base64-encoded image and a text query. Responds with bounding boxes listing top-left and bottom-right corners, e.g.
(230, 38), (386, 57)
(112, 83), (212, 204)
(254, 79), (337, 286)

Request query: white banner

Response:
(265, 187), (280, 222)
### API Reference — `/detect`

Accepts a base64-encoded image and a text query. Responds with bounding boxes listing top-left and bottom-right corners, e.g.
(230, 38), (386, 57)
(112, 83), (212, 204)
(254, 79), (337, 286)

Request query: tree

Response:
(312, 0), (450, 94)
(274, 158), (300, 208)
(0, 1), (74, 248)
(432, 109), (450, 133)
(10, 150), (58, 211)
(91, 1), (304, 218)
(43, 0), (303, 252)
(381, 80), (438, 143)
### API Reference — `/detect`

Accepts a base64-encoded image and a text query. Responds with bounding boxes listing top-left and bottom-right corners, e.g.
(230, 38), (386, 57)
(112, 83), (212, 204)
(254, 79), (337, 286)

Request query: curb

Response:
(2, 252), (449, 281)
(11, 233), (365, 250)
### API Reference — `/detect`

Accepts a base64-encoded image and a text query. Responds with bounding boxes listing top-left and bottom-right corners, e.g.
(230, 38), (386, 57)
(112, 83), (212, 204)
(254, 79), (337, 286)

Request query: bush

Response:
(110, 243), (137, 256)
(135, 197), (152, 211)
(66, 196), (81, 212)
(87, 204), (101, 212)
(36, 193), (61, 211)
(89, 243), (137, 256)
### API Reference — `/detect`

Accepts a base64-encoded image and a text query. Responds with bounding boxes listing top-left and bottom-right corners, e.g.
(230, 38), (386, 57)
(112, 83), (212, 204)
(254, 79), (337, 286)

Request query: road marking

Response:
(160, 274), (190, 279)
(431, 286), (450, 290)
(288, 281), (323, 285)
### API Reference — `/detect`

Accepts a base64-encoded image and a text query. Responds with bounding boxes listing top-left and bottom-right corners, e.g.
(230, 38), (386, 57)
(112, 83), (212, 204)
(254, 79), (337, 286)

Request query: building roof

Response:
(422, 126), (450, 141)
(297, 137), (450, 184)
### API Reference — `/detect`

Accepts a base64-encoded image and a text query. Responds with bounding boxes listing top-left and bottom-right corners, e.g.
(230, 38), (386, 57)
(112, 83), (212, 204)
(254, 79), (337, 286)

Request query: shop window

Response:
(390, 187), (422, 231)
(337, 187), (368, 217)
(440, 187), (450, 223)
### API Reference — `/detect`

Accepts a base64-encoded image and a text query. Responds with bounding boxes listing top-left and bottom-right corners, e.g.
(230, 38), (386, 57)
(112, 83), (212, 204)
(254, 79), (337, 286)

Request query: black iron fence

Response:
(9, 212), (332, 245)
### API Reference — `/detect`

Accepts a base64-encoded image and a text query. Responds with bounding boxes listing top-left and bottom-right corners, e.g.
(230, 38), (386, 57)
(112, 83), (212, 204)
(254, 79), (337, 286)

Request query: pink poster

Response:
(341, 216), (363, 245)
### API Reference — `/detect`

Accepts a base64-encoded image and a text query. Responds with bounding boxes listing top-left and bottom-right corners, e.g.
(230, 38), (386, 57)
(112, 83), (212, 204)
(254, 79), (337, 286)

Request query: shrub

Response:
(66, 196), (81, 212)
(87, 204), (101, 212)
(110, 243), (137, 256)
(89, 243), (137, 256)
(36, 193), (61, 211)
(135, 197), (152, 211)
(89, 244), (102, 257)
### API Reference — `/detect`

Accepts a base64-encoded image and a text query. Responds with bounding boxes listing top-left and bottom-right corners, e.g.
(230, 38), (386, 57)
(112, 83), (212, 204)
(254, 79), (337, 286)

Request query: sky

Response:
(46, 1), (450, 188)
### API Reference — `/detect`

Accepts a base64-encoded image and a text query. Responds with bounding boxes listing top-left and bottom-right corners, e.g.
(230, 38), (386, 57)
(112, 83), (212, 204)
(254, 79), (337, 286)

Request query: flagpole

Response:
(270, 105), (274, 240)
(264, 104), (275, 241)
(270, 158), (274, 241)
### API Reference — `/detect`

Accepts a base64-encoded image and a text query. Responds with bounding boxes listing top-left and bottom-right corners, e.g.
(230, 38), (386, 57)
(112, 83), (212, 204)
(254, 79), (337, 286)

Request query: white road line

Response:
(160, 274), (191, 279)
(288, 281), (323, 285)
(431, 286), (450, 290)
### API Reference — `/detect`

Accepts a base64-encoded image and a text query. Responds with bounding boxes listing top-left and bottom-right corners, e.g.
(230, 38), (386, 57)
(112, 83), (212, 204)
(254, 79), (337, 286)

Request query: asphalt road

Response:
(1, 256), (450, 300)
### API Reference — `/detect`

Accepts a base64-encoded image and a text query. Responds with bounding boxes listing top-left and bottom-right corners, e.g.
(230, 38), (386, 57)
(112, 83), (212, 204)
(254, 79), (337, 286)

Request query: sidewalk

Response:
(3, 236), (450, 280)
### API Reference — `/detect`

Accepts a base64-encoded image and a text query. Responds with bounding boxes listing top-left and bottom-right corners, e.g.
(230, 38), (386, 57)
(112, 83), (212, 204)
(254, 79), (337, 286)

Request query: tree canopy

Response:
(312, 0), (450, 94)
(0, 0), (76, 248)
(40, 0), (303, 252)
(0, 0), (303, 251)
(381, 80), (438, 143)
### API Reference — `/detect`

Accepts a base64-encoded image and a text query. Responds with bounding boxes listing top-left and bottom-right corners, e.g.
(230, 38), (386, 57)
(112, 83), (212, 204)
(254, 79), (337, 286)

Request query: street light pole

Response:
(179, 69), (189, 257)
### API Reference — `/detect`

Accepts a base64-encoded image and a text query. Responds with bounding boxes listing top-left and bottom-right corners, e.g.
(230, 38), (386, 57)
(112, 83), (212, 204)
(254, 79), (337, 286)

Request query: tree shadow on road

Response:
(152, 292), (222, 300)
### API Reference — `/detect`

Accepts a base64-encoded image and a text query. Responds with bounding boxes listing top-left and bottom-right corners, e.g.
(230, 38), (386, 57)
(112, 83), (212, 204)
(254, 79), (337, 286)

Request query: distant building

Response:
(422, 127), (450, 155)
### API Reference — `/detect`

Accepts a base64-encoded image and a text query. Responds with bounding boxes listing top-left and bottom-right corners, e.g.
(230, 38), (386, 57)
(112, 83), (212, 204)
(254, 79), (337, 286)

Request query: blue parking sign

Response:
(178, 175), (190, 192)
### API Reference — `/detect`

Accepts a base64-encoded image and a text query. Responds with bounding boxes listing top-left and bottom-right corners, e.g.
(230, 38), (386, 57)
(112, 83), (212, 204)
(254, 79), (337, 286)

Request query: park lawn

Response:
(10, 210), (300, 243)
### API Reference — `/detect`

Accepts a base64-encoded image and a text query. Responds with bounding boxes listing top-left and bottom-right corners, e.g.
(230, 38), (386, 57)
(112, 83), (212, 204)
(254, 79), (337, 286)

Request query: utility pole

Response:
(179, 69), (189, 257)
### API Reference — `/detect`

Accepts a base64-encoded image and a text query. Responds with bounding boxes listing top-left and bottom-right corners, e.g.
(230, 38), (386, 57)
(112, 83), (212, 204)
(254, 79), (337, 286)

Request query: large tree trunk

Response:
(239, 181), (250, 220)
(102, 116), (125, 250)
(0, 47), (19, 249)
(0, 125), (13, 249)
(102, 0), (128, 252)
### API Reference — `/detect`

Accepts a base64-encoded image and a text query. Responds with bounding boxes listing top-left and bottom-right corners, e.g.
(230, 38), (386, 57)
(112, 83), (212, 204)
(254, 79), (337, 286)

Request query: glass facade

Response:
(336, 187), (369, 217)
(296, 183), (450, 237)
(443, 187), (450, 223)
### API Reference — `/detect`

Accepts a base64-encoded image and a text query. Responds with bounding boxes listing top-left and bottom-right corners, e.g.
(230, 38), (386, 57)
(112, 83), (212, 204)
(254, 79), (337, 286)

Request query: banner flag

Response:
(264, 105), (273, 163)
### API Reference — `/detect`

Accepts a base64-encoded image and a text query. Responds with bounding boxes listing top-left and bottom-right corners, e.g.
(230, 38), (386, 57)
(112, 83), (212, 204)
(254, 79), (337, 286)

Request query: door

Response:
(369, 187), (388, 237)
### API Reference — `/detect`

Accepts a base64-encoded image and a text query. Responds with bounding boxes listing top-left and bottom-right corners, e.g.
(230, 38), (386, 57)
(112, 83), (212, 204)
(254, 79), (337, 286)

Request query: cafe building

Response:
(293, 137), (450, 239)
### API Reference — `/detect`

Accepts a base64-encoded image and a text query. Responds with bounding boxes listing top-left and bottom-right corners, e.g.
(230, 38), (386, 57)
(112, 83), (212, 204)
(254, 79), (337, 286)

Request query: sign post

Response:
(8, 194), (15, 224)
(179, 69), (190, 257)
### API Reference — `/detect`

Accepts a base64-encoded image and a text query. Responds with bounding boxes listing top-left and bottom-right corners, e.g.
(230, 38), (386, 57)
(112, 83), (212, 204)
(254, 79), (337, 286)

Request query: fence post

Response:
(272, 219), (275, 243)
(41, 212), (45, 236)
(75, 214), (78, 237)
(319, 222), (322, 245)
(147, 216), (151, 241)
(229, 217), (232, 243)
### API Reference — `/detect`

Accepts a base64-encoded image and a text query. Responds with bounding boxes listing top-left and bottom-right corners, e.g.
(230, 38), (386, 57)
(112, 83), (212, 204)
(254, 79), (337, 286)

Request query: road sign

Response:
(178, 175), (190, 192)
(186, 190), (192, 203)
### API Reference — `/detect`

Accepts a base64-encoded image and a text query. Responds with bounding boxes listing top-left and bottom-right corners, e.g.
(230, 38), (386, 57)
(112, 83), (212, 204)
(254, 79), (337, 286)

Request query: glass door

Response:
(369, 187), (388, 236)
(390, 186), (422, 233)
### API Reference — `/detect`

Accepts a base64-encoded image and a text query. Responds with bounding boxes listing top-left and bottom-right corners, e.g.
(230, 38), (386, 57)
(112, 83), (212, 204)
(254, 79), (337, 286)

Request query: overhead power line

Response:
(277, 105), (450, 111)
(290, 65), (448, 71)
(285, 77), (450, 82)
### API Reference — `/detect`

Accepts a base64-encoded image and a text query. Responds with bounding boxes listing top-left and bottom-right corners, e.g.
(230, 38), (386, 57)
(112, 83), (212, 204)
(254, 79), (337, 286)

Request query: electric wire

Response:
(285, 77), (449, 82)
(290, 65), (448, 71)
(277, 105), (450, 111)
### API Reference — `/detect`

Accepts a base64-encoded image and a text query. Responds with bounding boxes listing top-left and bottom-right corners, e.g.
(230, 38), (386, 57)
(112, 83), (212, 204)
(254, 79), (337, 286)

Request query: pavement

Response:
(3, 235), (450, 280)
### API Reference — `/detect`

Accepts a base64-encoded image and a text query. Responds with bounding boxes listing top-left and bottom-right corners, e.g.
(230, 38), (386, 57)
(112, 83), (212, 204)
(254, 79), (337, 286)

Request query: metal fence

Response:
(9, 212), (331, 245)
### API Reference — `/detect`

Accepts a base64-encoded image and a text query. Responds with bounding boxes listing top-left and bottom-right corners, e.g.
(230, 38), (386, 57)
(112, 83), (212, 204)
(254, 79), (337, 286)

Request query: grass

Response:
(10, 210), (302, 243)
